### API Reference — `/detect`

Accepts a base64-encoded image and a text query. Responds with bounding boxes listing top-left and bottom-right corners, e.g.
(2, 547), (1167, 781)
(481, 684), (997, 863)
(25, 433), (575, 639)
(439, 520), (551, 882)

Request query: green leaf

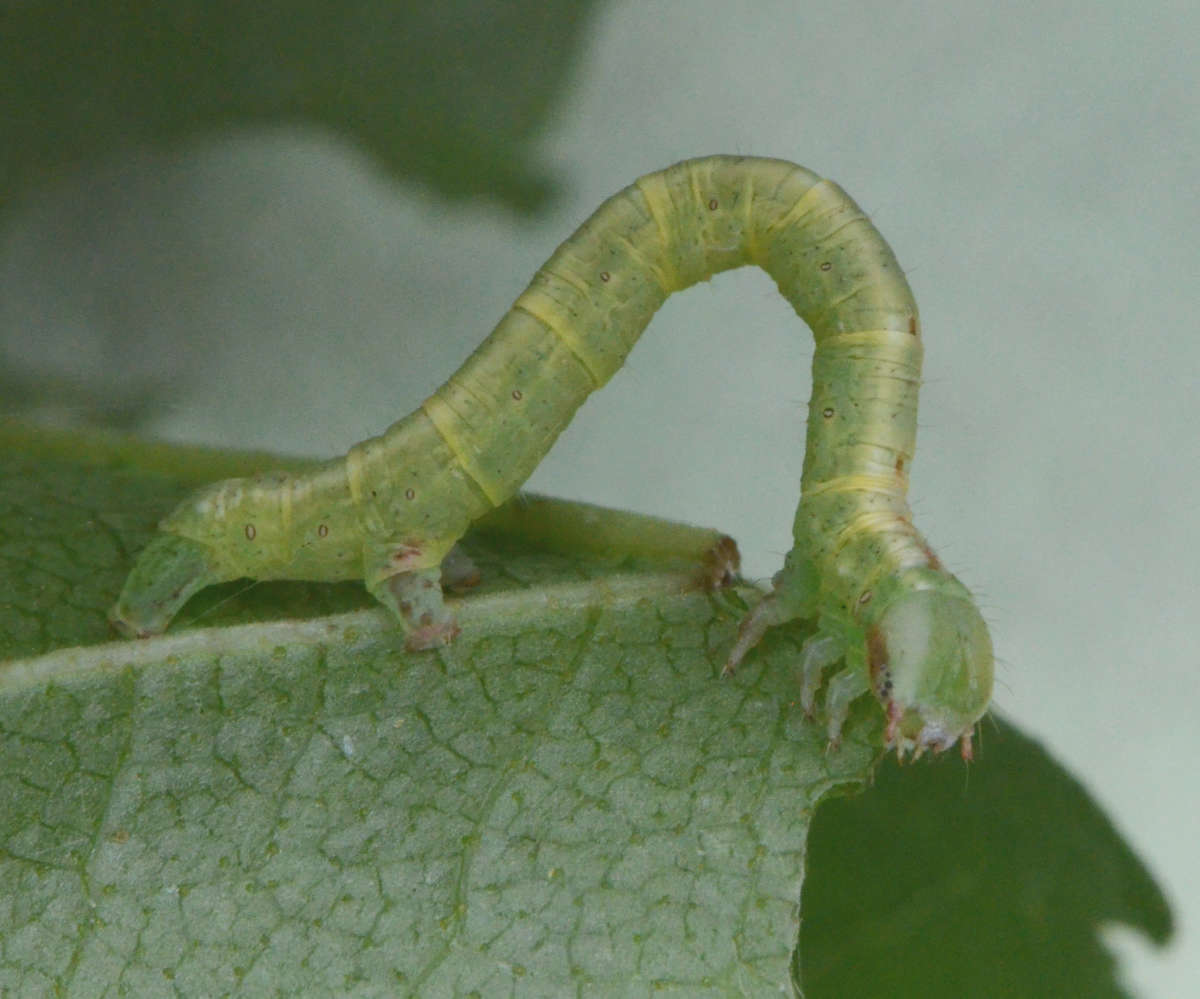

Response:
(800, 717), (1173, 998)
(1, 0), (604, 215)
(0, 423), (1172, 995)
(0, 422), (879, 995)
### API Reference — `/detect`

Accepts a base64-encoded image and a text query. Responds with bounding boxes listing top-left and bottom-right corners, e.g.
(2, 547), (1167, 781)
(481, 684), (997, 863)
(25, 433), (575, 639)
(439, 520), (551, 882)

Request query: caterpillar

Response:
(111, 155), (993, 760)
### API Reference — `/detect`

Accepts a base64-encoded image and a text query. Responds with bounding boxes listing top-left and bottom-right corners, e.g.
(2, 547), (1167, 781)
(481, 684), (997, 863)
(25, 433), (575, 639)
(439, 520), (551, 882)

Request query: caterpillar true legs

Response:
(111, 156), (993, 760)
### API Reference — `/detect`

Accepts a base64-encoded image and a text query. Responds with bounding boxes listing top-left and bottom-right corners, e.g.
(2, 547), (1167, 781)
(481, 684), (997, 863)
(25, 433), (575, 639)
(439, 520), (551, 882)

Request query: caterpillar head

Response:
(865, 573), (993, 761)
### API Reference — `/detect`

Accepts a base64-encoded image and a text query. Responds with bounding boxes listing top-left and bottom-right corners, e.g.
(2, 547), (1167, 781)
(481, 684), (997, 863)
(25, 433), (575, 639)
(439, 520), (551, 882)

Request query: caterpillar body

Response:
(111, 155), (993, 760)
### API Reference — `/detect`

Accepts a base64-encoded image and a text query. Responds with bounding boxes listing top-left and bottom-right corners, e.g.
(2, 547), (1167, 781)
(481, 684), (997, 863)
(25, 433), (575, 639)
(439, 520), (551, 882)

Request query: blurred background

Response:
(2, 2), (1196, 993)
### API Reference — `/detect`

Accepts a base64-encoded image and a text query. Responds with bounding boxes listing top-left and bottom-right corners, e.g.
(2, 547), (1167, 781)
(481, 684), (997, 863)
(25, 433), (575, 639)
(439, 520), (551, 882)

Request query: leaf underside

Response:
(0, 423), (1172, 997)
(0, 423), (879, 996)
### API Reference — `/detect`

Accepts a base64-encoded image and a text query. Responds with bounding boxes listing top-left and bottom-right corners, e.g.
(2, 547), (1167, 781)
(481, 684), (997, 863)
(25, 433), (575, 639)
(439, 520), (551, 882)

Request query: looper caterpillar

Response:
(111, 155), (993, 759)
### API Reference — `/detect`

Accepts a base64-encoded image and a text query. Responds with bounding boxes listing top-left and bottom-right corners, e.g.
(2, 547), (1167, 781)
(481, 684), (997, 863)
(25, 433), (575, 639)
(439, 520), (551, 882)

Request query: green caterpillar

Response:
(111, 155), (993, 759)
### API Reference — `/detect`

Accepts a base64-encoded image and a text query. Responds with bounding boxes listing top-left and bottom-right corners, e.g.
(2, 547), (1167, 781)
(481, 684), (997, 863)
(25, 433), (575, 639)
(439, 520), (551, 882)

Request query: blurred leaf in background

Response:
(1, 0), (602, 215)
(0, 0), (603, 440)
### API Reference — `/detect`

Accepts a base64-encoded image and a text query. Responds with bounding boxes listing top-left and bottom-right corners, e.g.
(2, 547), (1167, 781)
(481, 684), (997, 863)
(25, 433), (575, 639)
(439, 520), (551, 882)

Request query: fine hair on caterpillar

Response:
(111, 155), (993, 760)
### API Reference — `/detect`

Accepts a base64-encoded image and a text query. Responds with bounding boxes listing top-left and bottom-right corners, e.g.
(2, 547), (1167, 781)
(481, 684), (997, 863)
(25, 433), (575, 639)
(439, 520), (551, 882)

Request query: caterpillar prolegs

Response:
(111, 156), (993, 760)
